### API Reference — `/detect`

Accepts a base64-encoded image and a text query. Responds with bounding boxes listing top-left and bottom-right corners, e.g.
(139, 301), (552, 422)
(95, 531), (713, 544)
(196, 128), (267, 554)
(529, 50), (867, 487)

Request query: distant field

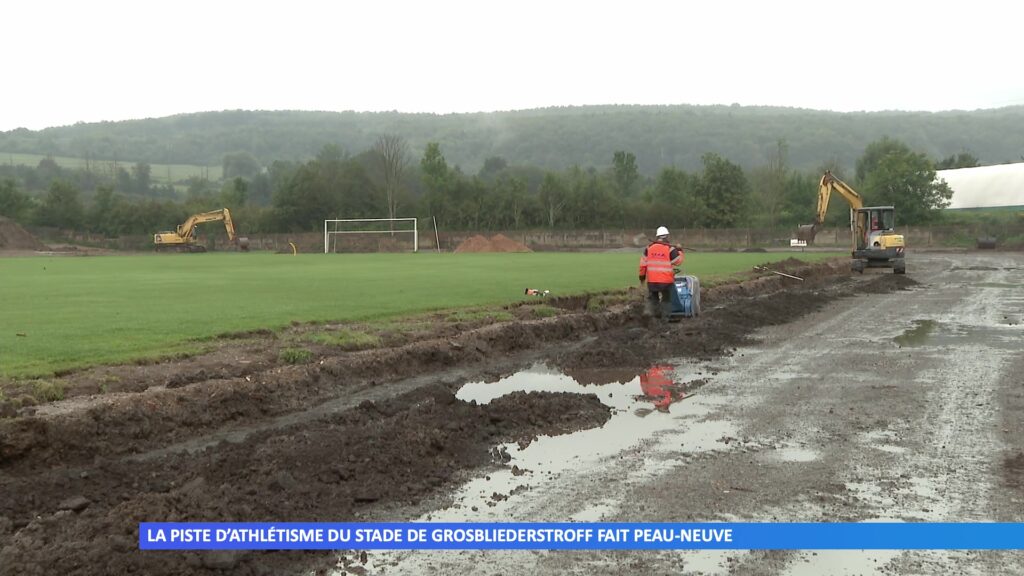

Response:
(0, 151), (222, 184)
(0, 251), (839, 378)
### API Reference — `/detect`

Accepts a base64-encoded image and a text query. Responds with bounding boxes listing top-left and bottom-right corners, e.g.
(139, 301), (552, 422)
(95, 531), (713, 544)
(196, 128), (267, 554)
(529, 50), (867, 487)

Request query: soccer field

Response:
(0, 252), (837, 378)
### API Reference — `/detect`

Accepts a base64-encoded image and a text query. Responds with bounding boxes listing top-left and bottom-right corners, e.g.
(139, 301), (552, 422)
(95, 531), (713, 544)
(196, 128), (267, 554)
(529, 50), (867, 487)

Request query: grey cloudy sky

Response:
(3, 0), (1021, 131)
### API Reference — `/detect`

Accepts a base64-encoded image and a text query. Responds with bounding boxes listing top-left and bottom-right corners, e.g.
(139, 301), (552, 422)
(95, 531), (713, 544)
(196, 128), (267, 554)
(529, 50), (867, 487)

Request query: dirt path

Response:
(1, 257), (973, 576)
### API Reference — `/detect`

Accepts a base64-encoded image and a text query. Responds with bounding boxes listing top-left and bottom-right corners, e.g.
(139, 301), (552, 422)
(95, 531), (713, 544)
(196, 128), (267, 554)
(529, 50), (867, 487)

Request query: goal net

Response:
(323, 218), (419, 253)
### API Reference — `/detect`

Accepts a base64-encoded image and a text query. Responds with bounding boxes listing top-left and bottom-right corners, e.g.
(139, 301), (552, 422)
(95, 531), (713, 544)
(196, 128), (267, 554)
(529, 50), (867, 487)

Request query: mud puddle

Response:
(355, 362), (741, 574)
(893, 319), (1022, 348)
(893, 320), (938, 346)
(436, 362), (726, 521)
(783, 549), (901, 575)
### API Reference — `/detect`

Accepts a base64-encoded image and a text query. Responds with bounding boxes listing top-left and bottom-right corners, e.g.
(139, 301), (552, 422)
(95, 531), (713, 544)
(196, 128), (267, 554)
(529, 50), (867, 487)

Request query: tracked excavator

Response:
(796, 171), (906, 274)
(153, 208), (249, 252)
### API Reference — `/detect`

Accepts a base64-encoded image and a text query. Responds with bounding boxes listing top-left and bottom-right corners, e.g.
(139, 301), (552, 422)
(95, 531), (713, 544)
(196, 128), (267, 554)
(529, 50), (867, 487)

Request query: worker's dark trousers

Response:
(646, 283), (673, 318)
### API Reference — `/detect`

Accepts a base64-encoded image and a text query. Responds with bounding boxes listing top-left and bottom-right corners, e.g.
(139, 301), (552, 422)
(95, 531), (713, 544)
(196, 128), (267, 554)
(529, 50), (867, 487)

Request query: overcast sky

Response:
(3, 0), (1021, 131)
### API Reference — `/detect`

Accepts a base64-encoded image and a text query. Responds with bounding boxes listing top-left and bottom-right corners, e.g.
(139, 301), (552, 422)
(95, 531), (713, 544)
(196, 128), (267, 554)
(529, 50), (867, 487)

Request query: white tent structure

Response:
(938, 162), (1024, 209)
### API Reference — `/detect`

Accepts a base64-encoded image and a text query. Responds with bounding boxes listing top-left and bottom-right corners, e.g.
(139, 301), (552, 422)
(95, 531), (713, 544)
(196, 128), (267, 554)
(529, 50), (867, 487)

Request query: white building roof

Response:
(939, 162), (1024, 209)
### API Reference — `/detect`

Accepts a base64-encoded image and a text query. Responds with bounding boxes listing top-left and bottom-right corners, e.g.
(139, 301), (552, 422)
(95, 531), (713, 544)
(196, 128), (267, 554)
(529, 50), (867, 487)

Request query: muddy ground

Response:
(4, 255), (1012, 575)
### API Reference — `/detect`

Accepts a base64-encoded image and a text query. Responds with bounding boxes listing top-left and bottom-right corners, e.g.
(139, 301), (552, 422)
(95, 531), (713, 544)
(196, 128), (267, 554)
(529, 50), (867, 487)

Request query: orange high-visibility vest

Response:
(639, 242), (682, 284)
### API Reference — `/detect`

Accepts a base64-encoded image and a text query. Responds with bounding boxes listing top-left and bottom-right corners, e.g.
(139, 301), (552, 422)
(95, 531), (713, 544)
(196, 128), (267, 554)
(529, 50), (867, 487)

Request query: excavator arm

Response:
(797, 171), (864, 242)
(176, 209), (237, 242)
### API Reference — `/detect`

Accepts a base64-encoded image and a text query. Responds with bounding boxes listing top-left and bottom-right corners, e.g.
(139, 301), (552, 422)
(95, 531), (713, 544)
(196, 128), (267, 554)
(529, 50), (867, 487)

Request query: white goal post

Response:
(323, 218), (418, 253)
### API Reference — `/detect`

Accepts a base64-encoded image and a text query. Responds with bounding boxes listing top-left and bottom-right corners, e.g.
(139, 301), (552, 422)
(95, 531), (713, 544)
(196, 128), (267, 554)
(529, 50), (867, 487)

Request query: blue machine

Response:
(668, 275), (700, 321)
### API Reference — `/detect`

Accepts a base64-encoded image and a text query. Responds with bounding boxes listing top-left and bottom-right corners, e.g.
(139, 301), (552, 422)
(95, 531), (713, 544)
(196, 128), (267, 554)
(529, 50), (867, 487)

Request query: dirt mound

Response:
(489, 234), (532, 253)
(454, 234), (532, 253)
(0, 217), (45, 250)
(454, 235), (493, 253)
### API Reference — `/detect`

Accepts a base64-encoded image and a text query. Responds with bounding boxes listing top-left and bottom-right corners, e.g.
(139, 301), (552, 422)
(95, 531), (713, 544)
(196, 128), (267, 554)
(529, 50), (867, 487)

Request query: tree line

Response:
(0, 135), (972, 240)
(2, 106), (1021, 176)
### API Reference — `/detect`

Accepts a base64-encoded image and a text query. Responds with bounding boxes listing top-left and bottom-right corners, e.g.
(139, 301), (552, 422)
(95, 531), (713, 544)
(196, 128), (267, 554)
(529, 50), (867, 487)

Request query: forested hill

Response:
(2, 105), (1022, 174)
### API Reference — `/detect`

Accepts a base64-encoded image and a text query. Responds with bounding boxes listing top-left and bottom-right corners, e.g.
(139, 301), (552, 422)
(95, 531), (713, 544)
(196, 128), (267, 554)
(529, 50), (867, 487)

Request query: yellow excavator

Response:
(153, 208), (249, 252)
(796, 171), (906, 274)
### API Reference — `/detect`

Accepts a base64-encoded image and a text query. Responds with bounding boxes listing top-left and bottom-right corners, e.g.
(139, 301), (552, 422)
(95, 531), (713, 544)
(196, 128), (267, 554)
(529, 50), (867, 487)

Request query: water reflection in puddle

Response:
(419, 362), (736, 522)
(345, 363), (739, 575)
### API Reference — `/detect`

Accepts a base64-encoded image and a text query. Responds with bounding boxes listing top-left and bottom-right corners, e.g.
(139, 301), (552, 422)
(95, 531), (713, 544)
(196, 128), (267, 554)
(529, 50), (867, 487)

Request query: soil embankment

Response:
(0, 217), (46, 251)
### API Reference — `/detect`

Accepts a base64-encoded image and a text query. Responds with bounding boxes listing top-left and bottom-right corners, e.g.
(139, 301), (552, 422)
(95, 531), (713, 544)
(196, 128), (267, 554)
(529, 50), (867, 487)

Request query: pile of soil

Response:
(0, 217), (45, 250)
(489, 234), (532, 253)
(0, 386), (609, 576)
(453, 235), (492, 253)
(454, 234), (532, 253)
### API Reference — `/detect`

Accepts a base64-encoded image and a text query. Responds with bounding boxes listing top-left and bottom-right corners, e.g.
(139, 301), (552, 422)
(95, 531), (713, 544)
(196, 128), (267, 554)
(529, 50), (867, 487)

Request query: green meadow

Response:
(1, 151), (220, 185)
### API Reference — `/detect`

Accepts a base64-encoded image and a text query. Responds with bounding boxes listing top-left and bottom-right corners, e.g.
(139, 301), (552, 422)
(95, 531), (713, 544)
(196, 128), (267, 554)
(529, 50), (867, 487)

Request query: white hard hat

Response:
(656, 226), (670, 237)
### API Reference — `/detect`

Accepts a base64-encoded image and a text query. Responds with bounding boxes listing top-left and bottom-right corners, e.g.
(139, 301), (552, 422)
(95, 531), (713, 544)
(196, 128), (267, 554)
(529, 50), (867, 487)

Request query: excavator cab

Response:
(854, 207), (896, 250)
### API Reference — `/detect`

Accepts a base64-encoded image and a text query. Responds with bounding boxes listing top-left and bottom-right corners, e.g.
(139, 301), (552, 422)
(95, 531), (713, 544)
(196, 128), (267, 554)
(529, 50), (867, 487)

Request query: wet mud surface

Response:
(0, 257), (932, 576)
(367, 253), (1024, 576)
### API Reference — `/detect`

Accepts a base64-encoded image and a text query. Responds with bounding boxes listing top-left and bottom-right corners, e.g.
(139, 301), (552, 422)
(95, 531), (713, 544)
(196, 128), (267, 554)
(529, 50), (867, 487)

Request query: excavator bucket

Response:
(238, 237), (250, 252)
(795, 224), (817, 243)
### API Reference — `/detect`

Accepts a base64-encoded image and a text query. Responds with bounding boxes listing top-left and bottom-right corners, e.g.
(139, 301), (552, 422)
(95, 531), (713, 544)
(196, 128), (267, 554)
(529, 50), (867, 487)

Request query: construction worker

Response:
(639, 226), (683, 318)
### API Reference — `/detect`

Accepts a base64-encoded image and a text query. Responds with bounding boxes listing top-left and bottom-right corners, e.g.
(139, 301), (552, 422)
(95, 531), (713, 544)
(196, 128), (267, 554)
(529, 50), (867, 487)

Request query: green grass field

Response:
(0, 252), (838, 378)
(0, 151), (221, 185)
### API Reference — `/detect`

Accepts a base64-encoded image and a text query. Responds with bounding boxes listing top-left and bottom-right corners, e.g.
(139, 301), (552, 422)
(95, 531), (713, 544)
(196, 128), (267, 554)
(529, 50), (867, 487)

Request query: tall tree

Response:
(494, 176), (529, 229)
(538, 172), (568, 228)
(220, 177), (248, 209)
(420, 142), (455, 225)
(753, 139), (788, 228)
(612, 151), (639, 197)
(0, 179), (32, 221)
(35, 181), (84, 230)
(855, 136), (908, 184)
(696, 153), (750, 228)
(373, 134), (410, 221)
(420, 142), (451, 195)
(115, 167), (133, 194)
(131, 162), (151, 195)
(859, 140), (952, 224)
(650, 167), (703, 228)
(87, 186), (121, 236)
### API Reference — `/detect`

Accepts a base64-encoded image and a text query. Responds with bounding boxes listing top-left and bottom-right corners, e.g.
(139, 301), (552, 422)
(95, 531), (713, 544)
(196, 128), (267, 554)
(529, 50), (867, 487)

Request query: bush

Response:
(31, 380), (65, 402)
(279, 347), (312, 364)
